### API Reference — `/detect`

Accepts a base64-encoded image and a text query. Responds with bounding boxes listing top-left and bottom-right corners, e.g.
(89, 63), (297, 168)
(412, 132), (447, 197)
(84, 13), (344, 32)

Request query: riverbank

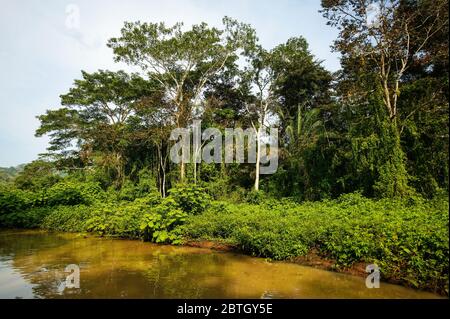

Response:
(183, 241), (429, 291)
(1, 229), (443, 299)
(184, 240), (368, 277)
(1, 184), (448, 296)
(0, 229), (428, 294)
(181, 195), (449, 296)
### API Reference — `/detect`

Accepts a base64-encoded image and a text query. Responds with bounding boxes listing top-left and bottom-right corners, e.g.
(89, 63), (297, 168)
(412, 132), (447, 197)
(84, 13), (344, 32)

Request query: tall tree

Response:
(107, 17), (257, 182)
(235, 46), (279, 191)
(36, 70), (153, 187)
(321, 0), (448, 197)
(263, 37), (332, 198)
(322, 0), (448, 125)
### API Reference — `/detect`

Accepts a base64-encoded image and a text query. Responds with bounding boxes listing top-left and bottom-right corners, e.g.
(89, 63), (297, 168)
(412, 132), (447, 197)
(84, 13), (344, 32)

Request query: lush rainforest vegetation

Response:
(1, 1), (448, 295)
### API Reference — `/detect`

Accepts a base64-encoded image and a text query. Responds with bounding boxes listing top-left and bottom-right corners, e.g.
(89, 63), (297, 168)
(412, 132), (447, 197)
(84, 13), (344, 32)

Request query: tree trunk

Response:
(180, 161), (185, 182)
(193, 161), (197, 184)
(162, 170), (166, 197)
(254, 127), (260, 191)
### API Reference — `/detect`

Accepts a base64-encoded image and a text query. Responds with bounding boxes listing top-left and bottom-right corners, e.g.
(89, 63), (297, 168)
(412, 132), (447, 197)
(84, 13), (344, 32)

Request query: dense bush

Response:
(0, 187), (34, 214)
(1, 179), (448, 295)
(13, 160), (61, 191)
(44, 181), (104, 206)
(85, 199), (149, 238)
(1, 206), (51, 228)
(140, 197), (187, 244)
(0, 182), (105, 228)
(0, 187), (44, 227)
(117, 172), (158, 201)
(41, 205), (92, 232)
(245, 189), (266, 204)
(183, 193), (449, 294)
(169, 184), (211, 215)
(41, 191), (162, 237)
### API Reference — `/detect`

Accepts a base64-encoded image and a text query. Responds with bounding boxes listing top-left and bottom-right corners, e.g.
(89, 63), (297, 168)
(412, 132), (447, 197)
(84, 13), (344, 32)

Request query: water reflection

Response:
(0, 230), (442, 299)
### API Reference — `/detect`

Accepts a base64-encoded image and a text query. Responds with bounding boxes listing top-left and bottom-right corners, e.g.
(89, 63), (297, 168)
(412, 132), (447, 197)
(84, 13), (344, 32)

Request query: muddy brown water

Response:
(0, 229), (442, 299)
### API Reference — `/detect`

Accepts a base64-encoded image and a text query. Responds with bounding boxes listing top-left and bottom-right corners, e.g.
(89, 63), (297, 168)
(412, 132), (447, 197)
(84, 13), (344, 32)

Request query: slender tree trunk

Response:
(254, 127), (260, 191)
(162, 170), (166, 197)
(193, 146), (198, 184)
(157, 165), (162, 195)
(157, 143), (168, 197)
(180, 161), (185, 182)
(193, 162), (197, 184)
(114, 152), (125, 189)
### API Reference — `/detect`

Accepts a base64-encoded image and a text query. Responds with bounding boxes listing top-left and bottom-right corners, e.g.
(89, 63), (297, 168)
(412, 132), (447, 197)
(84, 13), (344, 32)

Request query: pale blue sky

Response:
(0, 0), (340, 167)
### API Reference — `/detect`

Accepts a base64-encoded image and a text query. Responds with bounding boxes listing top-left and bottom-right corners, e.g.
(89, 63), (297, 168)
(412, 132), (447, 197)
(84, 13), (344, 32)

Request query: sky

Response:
(0, 0), (340, 167)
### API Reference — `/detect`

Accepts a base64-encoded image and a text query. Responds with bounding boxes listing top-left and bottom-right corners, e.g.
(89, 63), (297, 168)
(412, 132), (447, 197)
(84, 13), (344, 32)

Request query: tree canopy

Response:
(27, 8), (449, 200)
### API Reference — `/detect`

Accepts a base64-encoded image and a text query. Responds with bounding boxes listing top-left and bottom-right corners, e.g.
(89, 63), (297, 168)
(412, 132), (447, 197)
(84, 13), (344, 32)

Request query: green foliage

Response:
(85, 201), (145, 238)
(0, 165), (23, 183)
(0, 186), (34, 214)
(169, 184), (211, 215)
(140, 198), (187, 244)
(44, 181), (104, 206)
(117, 180), (139, 201)
(201, 175), (231, 200)
(0, 186), (44, 228)
(1, 207), (51, 228)
(184, 193), (449, 294)
(1, 172), (448, 295)
(245, 189), (266, 204)
(14, 160), (61, 191)
(1, 12), (448, 298)
(41, 205), (91, 232)
(31, 15), (447, 200)
(117, 172), (159, 201)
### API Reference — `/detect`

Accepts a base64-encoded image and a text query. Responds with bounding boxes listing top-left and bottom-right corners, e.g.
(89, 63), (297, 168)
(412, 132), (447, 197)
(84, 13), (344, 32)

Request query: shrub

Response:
(0, 187), (39, 227)
(1, 178), (448, 296)
(140, 197), (187, 244)
(45, 181), (104, 206)
(116, 174), (158, 202)
(183, 194), (449, 294)
(169, 184), (210, 214)
(117, 180), (139, 201)
(85, 199), (149, 238)
(41, 205), (92, 232)
(234, 226), (309, 260)
(245, 189), (266, 204)
(1, 207), (51, 228)
(0, 187), (34, 214)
